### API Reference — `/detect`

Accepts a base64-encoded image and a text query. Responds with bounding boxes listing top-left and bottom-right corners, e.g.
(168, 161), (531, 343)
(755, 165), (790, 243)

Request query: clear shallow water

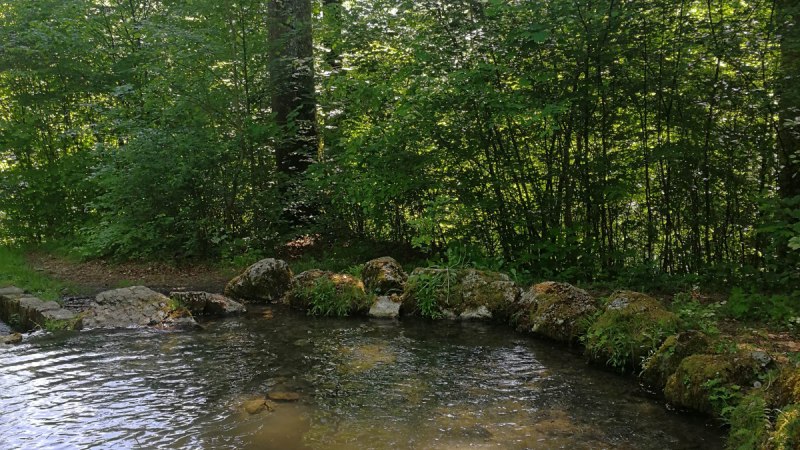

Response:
(0, 309), (724, 449)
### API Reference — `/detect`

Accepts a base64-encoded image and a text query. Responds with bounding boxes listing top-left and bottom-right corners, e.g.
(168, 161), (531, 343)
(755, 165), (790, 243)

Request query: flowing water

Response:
(0, 309), (724, 449)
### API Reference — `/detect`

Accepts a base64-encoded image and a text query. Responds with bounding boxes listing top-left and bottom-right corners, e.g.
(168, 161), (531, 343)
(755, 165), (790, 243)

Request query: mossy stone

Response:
(640, 331), (711, 391)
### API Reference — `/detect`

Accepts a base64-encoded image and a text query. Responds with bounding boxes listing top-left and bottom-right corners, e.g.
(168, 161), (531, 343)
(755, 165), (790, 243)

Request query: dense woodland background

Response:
(0, 0), (798, 293)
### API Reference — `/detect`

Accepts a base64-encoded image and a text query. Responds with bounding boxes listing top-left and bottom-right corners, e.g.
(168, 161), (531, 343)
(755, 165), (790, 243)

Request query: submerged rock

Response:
(514, 282), (598, 344)
(224, 258), (293, 303)
(242, 396), (275, 415)
(640, 331), (711, 390)
(585, 291), (678, 369)
(361, 257), (408, 295)
(368, 295), (402, 319)
(402, 268), (521, 321)
(285, 270), (372, 316)
(82, 286), (197, 330)
(169, 291), (246, 316)
(0, 333), (22, 345)
(268, 391), (301, 402)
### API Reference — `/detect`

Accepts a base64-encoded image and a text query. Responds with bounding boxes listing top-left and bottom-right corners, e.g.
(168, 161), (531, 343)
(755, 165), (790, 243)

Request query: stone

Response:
(514, 282), (598, 343)
(585, 291), (679, 369)
(401, 268), (521, 321)
(368, 295), (401, 319)
(361, 257), (408, 295)
(460, 305), (492, 320)
(82, 286), (197, 330)
(267, 391), (301, 402)
(169, 291), (246, 316)
(243, 397), (271, 415)
(640, 331), (711, 390)
(0, 333), (22, 345)
(0, 290), (80, 332)
(224, 258), (293, 303)
(0, 287), (25, 298)
(664, 353), (758, 415)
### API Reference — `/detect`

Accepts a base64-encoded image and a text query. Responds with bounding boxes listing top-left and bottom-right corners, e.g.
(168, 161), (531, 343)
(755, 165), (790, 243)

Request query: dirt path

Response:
(26, 252), (234, 296)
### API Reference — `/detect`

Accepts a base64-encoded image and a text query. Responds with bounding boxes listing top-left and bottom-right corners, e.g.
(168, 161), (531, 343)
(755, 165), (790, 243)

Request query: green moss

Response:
(664, 354), (746, 416)
(641, 331), (711, 390)
(584, 291), (679, 370)
(770, 404), (800, 450)
(290, 272), (373, 317)
(727, 392), (769, 450)
(777, 368), (800, 406)
(42, 317), (80, 332)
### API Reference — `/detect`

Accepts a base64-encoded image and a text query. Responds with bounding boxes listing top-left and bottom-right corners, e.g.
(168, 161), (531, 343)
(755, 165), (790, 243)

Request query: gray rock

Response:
(170, 291), (246, 316)
(82, 286), (197, 330)
(514, 282), (598, 343)
(369, 296), (401, 319)
(224, 259), (293, 303)
(0, 287), (25, 298)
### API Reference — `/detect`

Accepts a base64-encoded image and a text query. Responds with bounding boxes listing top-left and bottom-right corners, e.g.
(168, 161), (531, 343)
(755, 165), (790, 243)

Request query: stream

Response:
(0, 309), (725, 449)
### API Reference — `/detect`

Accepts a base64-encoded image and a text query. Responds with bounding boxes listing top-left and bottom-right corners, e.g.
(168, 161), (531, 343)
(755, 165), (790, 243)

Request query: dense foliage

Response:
(0, 0), (797, 290)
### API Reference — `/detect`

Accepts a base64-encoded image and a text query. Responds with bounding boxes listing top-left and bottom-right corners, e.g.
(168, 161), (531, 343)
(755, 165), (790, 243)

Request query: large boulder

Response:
(584, 291), (679, 370)
(664, 353), (760, 415)
(284, 270), (373, 316)
(224, 258), (293, 303)
(640, 331), (711, 391)
(402, 268), (521, 321)
(513, 282), (598, 344)
(361, 257), (408, 295)
(169, 291), (246, 316)
(82, 286), (197, 330)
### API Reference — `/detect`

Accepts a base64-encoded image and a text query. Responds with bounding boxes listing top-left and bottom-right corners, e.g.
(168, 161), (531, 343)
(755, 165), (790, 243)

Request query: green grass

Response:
(0, 246), (70, 301)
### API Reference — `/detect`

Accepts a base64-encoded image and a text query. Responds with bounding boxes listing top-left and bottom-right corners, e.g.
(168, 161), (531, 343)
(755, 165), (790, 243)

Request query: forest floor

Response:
(24, 251), (233, 296)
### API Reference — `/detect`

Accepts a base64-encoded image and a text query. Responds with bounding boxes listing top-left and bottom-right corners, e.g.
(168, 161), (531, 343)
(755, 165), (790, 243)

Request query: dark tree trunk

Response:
(778, 0), (800, 199)
(269, 0), (317, 222)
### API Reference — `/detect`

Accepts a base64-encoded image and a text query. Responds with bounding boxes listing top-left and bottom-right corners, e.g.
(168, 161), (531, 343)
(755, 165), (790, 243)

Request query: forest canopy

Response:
(0, 0), (797, 289)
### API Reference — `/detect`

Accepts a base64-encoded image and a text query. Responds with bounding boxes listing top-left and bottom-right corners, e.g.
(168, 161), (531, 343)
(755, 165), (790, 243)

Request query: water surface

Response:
(0, 309), (724, 449)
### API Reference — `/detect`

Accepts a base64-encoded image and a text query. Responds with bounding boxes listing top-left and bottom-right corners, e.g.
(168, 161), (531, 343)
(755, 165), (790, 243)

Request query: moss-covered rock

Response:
(769, 404), (800, 450)
(361, 257), (408, 295)
(224, 258), (293, 303)
(401, 268), (520, 321)
(285, 270), (372, 317)
(664, 353), (760, 415)
(513, 282), (598, 344)
(640, 331), (711, 391)
(584, 291), (678, 370)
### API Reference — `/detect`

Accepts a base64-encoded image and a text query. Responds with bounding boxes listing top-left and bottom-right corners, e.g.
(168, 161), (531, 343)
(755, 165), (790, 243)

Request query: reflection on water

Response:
(0, 309), (724, 449)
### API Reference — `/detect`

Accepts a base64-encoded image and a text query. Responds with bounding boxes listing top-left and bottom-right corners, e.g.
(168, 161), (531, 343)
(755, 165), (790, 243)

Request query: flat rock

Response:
(82, 286), (197, 330)
(0, 287), (25, 298)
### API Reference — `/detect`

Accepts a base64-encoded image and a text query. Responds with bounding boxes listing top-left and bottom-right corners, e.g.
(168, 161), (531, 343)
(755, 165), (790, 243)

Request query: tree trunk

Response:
(269, 0), (317, 222)
(778, 0), (800, 199)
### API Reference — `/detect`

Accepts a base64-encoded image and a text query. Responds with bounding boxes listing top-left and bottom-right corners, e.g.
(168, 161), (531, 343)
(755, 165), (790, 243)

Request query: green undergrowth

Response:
(0, 246), (70, 301)
(296, 276), (373, 317)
